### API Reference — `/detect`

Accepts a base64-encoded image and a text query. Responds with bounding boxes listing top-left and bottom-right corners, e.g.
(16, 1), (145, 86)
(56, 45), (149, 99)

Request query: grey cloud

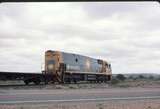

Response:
(0, 3), (26, 19)
(0, 2), (160, 74)
(42, 23), (119, 41)
(82, 2), (160, 33)
(82, 2), (153, 19)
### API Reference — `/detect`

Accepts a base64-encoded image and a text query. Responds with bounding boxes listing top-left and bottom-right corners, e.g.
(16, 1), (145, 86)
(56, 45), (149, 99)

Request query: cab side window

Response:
(75, 58), (78, 62)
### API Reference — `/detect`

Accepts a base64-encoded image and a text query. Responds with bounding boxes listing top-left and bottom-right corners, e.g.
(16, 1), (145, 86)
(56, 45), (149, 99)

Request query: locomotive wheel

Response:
(24, 80), (29, 85)
(45, 80), (48, 85)
(64, 78), (71, 84)
(34, 80), (40, 85)
(73, 79), (77, 84)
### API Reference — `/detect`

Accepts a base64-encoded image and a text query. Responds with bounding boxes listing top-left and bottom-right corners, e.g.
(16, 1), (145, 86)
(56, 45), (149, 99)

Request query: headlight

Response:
(48, 64), (54, 70)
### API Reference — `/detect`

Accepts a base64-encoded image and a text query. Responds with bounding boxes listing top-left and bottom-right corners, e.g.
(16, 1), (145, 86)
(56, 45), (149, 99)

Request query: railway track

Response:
(0, 84), (47, 89)
(0, 82), (110, 89)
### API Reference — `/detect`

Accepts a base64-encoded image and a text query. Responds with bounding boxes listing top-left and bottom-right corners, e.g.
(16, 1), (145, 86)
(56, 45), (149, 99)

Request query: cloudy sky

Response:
(0, 2), (160, 74)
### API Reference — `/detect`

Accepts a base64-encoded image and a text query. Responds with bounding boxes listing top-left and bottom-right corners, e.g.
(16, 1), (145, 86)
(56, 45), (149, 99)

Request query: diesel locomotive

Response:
(44, 50), (112, 83)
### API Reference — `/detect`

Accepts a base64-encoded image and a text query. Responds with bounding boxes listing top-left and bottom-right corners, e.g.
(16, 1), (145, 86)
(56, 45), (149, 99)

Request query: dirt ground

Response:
(0, 80), (160, 109)
(0, 99), (160, 109)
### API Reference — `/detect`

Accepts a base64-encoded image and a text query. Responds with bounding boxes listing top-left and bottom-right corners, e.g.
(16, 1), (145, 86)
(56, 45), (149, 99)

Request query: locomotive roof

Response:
(46, 50), (110, 64)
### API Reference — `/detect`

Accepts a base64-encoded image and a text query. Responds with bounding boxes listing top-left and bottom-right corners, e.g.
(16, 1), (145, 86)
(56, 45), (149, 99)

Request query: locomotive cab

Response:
(45, 50), (64, 83)
(45, 50), (61, 75)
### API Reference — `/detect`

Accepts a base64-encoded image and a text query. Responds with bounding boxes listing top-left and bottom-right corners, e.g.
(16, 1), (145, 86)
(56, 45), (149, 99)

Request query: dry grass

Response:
(0, 99), (160, 109)
(111, 80), (160, 88)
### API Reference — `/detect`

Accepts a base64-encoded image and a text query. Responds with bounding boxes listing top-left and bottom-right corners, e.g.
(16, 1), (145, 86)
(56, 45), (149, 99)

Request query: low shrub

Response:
(111, 78), (120, 85)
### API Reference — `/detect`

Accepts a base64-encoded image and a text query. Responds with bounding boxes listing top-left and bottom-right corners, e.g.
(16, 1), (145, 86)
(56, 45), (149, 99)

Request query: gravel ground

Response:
(0, 80), (160, 90)
(0, 99), (160, 109)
